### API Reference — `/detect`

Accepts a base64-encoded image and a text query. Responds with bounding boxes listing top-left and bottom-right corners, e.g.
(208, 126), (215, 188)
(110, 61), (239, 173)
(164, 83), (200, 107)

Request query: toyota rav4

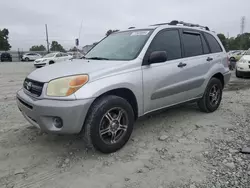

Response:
(17, 21), (231, 153)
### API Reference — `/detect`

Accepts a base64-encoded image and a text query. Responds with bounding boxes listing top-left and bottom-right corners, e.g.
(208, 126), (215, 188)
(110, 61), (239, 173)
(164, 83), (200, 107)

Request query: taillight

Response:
(227, 56), (230, 67)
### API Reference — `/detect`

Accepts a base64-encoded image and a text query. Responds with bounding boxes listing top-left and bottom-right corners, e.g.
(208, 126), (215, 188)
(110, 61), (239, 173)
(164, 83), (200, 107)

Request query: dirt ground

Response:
(0, 62), (250, 188)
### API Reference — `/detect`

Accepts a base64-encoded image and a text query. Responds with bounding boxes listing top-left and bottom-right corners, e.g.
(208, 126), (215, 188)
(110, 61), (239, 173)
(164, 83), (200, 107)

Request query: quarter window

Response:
(204, 33), (222, 53)
(147, 30), (182, 61)
(182, 32), (203, 57)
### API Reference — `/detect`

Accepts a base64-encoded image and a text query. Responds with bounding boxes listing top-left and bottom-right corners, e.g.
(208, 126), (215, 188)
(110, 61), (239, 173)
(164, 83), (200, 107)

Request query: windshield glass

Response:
(85, 30), (153, 60)
(43, 53), (56, 58)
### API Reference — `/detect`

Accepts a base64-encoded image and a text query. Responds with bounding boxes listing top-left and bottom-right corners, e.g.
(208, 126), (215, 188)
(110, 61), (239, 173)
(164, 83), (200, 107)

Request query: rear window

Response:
(182, 32), (203, 57)
(204, 33), (222, 53)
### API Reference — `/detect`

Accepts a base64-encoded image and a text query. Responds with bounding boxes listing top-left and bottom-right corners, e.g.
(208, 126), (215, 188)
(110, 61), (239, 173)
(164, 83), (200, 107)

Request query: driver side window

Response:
(146, 30), (182, 61)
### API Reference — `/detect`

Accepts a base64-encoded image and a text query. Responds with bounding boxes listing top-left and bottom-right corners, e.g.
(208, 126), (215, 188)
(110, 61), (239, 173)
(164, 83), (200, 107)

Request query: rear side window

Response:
(204, 33), (222, 53)
(182, 32), (203, 57)
(147, 30), (182, 61)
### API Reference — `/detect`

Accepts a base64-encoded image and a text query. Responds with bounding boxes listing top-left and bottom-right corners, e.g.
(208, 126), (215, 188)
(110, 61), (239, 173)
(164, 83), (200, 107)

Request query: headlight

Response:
(239, 59), (248, 63)
(47, 75), (89, 96)
(42, 59), (47, 62)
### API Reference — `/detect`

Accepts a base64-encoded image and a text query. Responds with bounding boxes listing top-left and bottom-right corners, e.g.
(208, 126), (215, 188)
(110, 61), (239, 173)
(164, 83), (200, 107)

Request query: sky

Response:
(0, 0), (250, 51)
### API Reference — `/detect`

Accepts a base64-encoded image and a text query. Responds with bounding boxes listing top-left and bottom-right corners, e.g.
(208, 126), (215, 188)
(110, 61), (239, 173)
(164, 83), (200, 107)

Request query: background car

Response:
(229, 50), (245, 62)
(67, 51), (84, 59)
(236, 49), (250, 78)
(1, 52), (12, 62)
(22, 53), (42, 61)
(34, 52), (73, 68)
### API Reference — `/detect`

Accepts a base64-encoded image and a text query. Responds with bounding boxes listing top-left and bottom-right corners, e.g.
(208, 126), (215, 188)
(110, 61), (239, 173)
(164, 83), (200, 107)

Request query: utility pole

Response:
(77, 19), (83, 52)
(45, 24), (49, 53)
(240, 16), (245, 35)
(240, 16), (246, 50)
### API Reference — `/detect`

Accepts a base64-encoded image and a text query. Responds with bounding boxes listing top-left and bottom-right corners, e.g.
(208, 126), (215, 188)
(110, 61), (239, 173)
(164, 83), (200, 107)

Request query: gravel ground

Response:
(0, 62), (250, 188)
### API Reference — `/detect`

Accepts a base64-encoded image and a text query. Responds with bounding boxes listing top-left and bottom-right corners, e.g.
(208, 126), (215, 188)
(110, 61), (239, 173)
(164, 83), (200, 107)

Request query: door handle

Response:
(207, 57), (213, 62)
(177, 62), (187, 68)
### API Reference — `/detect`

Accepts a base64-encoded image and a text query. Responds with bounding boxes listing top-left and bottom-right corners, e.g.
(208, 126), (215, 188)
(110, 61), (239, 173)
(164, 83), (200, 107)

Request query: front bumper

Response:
(16, 89), (94, 134)
(236, 64), (250, 77)
(34, 63), (46, 67)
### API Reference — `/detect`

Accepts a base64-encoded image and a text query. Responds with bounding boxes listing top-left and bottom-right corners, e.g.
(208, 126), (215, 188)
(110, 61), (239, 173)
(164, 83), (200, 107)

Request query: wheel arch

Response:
(211, 72), (224, 88)
(91, 88), (138, 120)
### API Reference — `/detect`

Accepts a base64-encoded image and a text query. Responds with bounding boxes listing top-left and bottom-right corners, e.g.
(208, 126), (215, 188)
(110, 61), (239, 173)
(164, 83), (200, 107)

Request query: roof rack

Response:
(151, 20), (210, 31)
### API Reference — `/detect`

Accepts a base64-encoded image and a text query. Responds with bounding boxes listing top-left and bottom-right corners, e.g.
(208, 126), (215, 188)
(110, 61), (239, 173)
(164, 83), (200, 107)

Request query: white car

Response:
(236, 49), (250, 77)
(67, 51), (84, 59)
(34, 52), (73, 68)
(22, 53), (42, 61)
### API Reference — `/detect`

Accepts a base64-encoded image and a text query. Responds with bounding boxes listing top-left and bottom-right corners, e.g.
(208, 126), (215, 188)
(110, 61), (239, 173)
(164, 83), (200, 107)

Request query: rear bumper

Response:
(16, 89), (94, 134)
(223, 71), (231, 85)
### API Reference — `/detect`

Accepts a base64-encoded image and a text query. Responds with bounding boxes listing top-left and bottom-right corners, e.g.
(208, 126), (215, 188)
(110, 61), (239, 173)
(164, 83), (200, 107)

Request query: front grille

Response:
(23, 78), (44, 97)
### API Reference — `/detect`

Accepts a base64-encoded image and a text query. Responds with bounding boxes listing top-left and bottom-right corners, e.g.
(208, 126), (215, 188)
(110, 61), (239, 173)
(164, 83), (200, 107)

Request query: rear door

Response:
(29, 53), (36, 60)
(177, 29), (213, 99)
(203, 32), (224, 67)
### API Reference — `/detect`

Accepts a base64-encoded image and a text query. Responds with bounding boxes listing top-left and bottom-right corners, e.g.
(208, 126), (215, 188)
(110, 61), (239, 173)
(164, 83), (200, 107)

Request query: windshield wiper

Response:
(86, 57), (110, 60)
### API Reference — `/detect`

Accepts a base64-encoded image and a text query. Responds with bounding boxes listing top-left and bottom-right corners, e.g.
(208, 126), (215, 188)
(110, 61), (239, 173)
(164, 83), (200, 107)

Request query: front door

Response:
(142, 29), (190, 113)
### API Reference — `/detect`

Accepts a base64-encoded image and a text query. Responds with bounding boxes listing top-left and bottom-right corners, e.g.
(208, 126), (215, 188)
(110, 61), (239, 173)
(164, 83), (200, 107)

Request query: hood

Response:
(241, 55), (250, 61)
(35, 57), (53, 61)
(27, 59), (130, 82)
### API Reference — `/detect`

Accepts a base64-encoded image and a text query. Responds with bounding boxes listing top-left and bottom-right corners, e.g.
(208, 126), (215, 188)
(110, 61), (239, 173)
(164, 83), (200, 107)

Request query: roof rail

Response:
(128, 27), (135, 29)
(169, 20), (210, 31)
(151, 20), (210, 31)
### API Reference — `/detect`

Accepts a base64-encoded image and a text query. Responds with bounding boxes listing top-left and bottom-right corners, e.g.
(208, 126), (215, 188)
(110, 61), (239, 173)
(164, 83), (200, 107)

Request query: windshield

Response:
(43, 53), (56, 58)
(85, 30), (153, 61)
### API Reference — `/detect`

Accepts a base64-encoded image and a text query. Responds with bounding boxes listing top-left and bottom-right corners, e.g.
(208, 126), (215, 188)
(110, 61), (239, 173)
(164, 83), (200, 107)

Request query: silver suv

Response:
(17, 21), (231, 153)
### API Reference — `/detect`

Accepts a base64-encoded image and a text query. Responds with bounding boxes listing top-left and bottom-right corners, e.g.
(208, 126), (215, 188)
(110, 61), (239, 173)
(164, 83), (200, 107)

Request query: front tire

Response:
(49, 61), (54, 65)
(230, 57), (236, 62)
(83, 95), (134, 153)
(25, 57), (29, 62)
(198, 78), (223, 113)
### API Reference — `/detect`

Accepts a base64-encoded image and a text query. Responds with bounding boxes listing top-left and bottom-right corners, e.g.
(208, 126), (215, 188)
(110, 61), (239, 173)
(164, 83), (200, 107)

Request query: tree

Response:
(106, 29), (119, 36)
(217, 33), (227, 51)
(69, 46), (78, 51)
(50, 41), (65, 52)
(0, 28), (11, 51)
(30, 45), (46, 51)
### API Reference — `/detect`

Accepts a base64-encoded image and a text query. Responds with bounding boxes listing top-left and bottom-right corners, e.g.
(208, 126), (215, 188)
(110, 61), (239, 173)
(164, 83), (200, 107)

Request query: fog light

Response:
(53, 117), (63, 128)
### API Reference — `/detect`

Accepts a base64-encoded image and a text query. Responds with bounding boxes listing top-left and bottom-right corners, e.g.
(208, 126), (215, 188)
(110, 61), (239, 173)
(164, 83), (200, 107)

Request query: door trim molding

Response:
(151, 78), (205, 100)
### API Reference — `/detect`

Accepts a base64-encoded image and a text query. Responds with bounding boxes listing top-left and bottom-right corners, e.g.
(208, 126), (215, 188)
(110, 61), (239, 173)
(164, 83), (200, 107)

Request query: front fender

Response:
(74, 70), (143, 116)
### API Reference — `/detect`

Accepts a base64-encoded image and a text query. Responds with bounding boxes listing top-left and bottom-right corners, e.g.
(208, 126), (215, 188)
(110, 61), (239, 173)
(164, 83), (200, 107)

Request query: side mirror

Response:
(148, 51), (167, 64)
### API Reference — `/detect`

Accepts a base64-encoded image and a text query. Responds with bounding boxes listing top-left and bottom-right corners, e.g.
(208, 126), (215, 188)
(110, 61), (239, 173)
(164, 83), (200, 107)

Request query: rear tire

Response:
(83, 95), (134, 153)
(25, 57), (29, 62)
(198, 78), (223, 113)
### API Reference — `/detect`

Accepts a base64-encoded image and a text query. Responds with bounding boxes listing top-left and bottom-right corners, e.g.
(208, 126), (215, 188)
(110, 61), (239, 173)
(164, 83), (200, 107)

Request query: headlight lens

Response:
(47, 75), (89, 96)
(239, 59), (248, 63)
(42, 59), (47, 62)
